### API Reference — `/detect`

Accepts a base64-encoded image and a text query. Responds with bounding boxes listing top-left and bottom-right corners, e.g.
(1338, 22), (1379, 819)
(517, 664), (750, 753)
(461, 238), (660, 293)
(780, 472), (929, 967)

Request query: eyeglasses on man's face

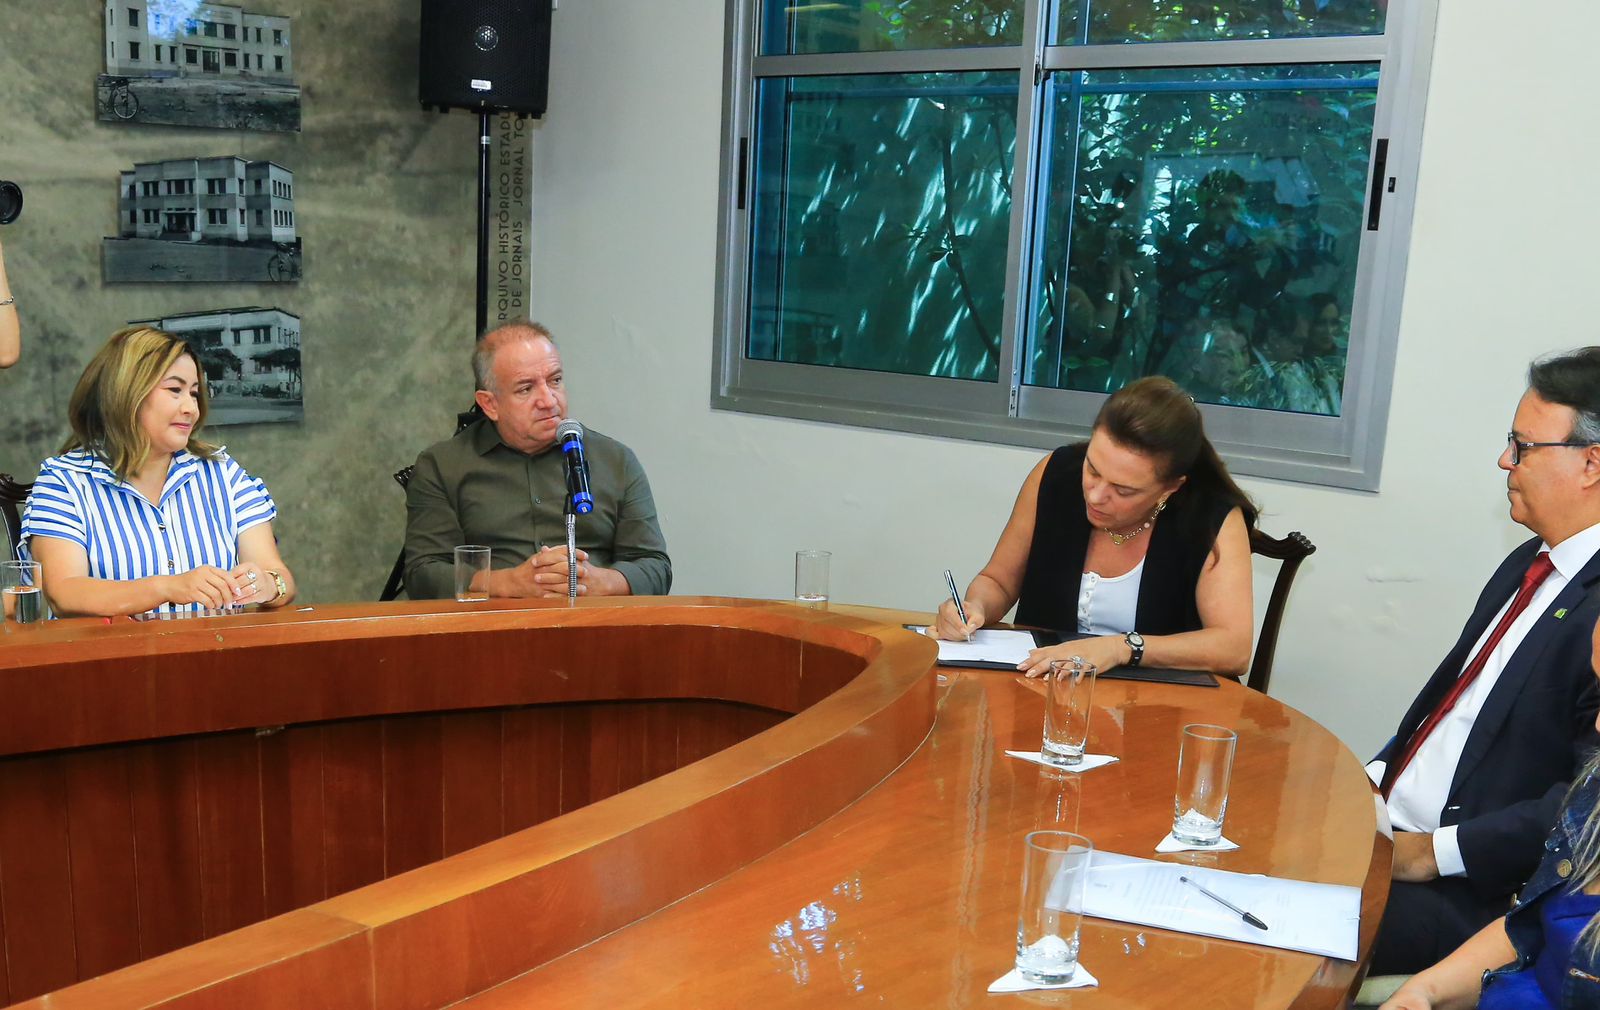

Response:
(1506, 432), (1597, 466)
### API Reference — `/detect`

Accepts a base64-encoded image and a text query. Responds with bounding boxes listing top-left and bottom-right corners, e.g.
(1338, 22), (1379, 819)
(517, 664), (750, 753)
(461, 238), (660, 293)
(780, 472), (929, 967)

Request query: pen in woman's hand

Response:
(943, 569), (972, 642)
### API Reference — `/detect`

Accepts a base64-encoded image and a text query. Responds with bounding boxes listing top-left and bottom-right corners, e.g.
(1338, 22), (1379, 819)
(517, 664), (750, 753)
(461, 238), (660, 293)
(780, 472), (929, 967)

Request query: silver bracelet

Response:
(0, 296), (14, 307)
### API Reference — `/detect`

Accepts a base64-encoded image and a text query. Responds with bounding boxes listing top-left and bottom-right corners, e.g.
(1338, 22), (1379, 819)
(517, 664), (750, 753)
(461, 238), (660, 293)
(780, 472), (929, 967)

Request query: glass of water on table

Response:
(1172, 724), (1238, 845)
(794, 550), (829, 604)
(1015, 830), (1093, 984)
(1041, 656), (1096, 767)
(2, 560), (44, 624)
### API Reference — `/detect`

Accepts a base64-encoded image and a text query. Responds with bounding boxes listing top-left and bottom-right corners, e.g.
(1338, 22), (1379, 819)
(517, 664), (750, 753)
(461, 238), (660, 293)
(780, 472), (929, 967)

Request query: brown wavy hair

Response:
(1095, 376), (1258, 528)
(61, 326), (218, 481)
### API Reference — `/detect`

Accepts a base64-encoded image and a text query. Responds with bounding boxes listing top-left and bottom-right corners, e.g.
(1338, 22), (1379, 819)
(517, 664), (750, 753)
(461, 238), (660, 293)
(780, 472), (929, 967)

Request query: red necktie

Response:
(1381, 551), (1557, 799)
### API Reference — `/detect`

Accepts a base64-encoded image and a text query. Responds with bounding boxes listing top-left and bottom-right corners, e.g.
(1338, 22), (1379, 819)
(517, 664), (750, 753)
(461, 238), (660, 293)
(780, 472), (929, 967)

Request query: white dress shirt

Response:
(1366, 520), (1600, 876)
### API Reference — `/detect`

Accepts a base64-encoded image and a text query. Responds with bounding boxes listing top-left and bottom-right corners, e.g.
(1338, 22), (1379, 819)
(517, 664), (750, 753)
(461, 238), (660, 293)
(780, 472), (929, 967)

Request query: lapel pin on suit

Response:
(1555, 608), (1569, 619)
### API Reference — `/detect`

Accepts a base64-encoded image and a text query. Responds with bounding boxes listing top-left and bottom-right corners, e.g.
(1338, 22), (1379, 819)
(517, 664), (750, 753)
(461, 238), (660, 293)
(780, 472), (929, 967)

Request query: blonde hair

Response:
(1567, 748), (1600, 953)
(62, 326), (217, 481)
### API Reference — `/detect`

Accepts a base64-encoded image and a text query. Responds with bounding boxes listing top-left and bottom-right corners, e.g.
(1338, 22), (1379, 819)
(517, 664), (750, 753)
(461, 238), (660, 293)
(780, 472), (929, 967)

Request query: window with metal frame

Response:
(713, 0), (1438, 490)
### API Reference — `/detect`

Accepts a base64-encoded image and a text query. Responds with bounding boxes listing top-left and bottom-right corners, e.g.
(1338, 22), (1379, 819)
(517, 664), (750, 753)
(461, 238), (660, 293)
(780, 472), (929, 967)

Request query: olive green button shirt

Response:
(403, 418), (671, 600)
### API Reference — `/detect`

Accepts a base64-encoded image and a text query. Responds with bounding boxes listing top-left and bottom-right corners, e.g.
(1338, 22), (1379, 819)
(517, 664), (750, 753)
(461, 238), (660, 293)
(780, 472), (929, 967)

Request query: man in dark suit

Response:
(1369, 348), (1600, 974)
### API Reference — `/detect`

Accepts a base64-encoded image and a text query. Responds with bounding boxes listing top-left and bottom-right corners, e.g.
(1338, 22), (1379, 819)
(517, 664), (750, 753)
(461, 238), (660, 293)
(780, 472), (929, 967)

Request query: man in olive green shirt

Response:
(403, 322), (671, 600)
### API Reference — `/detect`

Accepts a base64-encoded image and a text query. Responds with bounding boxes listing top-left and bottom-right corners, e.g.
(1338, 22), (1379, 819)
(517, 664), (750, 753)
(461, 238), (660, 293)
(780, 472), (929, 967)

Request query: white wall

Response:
(528, 0), (1596, 757)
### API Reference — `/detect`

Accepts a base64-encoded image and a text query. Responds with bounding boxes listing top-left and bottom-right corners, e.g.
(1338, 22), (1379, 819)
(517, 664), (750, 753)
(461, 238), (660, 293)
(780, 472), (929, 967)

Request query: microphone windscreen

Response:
(556, 418), (584, 442)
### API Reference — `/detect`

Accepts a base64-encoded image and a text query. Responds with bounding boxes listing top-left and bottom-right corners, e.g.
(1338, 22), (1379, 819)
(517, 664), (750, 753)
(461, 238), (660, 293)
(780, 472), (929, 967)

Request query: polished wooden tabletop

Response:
(0, 599), (1386, 1008)
(457, 606), (1388, 1008)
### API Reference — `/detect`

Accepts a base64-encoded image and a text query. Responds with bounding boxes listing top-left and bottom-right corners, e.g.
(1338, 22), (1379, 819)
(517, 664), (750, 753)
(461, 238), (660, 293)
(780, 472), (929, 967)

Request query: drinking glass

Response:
(454, 545), (491, 602)
(1040, 658), (1096, 767)
(1015, 830), (1092, 984)
(1172, 724), (1238, 845)
(794, 549), (830, 603)
(2, 560), (44, 625)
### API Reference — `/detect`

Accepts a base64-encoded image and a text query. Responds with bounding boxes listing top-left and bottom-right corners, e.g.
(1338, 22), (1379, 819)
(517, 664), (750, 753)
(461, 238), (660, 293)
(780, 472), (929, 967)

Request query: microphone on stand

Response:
(555, 419), (591, 602)
(556, 418), (594, 515)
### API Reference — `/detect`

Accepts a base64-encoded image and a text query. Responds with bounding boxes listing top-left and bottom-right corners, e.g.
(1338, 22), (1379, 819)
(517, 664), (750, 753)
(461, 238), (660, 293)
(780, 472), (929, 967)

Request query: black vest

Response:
(1014, 443), (1233, 635)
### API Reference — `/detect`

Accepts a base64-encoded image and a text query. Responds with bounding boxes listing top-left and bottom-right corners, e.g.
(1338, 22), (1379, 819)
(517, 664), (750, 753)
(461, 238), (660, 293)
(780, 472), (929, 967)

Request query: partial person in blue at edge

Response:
(1382, 612), (1600, 1010)
(20, 326), (296, 617)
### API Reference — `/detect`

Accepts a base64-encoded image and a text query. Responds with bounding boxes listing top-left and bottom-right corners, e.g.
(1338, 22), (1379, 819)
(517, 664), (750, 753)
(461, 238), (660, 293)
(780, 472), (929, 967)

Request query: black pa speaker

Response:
(419, 0), (552, 117)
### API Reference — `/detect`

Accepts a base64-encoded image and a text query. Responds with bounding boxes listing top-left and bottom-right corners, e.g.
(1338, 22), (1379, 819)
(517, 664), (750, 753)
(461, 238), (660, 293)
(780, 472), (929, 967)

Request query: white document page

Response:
(905, 627), (1038, 666)
(1078, 851), (1361, 960)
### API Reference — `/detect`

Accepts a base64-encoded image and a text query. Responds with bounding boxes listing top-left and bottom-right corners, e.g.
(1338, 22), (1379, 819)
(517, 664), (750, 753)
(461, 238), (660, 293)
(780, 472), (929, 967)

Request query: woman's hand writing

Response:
(931, 598), (985, 640)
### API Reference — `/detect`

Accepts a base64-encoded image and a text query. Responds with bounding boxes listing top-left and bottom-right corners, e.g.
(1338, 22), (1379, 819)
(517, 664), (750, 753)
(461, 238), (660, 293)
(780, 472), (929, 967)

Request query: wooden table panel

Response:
(0, 755), (77, 1002)
(195, 733), (267, 937)
(127, 740), (205, 960)
(0, 869), (8, 1008)
(0, 599), (1378, 1009)
(382, 715), (447, 877)
(460, 664), (1382, 1008)
(259, 724), (328, 916)
(321, 719), (388, 896)
(442, 710), (505, 856)
(9, 910), (376, 1010)
(613, 702), (651, 794)
(62, 747), (142, 978)
(642, 703), (681, 782)
(501, 706), (564, 831)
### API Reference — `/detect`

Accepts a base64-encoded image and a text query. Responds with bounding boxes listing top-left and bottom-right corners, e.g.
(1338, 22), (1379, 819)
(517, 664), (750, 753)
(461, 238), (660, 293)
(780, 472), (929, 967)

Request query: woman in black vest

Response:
(932, 376), (1258, 679)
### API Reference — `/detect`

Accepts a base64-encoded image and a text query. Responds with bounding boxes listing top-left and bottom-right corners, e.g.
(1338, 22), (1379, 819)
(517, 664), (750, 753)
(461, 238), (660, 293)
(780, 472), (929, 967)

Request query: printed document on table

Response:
(1076, 851), (1360, 960)
(906, 627), (1037, 666)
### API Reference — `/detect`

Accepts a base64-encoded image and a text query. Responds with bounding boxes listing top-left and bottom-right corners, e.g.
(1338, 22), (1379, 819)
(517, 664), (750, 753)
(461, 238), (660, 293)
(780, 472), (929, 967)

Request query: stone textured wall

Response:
(0, 2), (487, 604)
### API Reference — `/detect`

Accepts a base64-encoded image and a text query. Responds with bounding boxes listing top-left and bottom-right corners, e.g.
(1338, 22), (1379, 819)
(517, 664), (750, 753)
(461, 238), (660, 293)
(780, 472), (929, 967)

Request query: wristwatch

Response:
(264, 569), (287, 604)
(1124, 631), (1145, 667)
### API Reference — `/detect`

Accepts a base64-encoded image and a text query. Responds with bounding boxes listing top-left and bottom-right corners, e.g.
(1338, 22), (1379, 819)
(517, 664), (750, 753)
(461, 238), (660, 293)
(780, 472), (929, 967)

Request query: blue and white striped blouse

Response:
(20, 448), (278, 614)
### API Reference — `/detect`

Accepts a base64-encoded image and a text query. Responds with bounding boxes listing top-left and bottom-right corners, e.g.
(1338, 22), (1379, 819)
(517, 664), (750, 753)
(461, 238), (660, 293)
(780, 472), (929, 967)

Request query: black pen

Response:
(943, 569), (972, 642)
(1180, 875), (1268, 931)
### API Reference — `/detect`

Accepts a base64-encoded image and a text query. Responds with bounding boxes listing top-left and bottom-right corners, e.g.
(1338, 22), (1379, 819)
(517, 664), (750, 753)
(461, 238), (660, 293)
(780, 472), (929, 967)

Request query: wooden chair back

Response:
(379, 465), (415, 601)
(1247, 527), (1317, 694)
(0, 472), (31, 562)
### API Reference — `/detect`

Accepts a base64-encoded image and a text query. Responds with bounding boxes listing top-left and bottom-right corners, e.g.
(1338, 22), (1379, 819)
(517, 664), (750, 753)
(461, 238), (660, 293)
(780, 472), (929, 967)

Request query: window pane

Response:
(1055, 1), (1384, 45)
(760, 0), (1022, 56)
(1027, 64), (1377, 415)
(748, 72), (1017, 380)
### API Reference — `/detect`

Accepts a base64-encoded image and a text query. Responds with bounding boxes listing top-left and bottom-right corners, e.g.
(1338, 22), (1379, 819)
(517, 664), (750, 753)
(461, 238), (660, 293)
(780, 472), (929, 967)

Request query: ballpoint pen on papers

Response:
(943, 569), (972, 642)
(1179, 875), (1269, 931)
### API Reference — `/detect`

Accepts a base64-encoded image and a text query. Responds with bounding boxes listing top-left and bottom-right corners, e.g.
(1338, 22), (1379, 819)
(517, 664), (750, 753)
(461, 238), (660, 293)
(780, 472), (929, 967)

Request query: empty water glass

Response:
(454, 545), (491, 602)
(1041, 656), (1096, 767)
(1172, 724), (1238, 845)
(794, 549), (829, 604)
(1015, 830), (1093, 985)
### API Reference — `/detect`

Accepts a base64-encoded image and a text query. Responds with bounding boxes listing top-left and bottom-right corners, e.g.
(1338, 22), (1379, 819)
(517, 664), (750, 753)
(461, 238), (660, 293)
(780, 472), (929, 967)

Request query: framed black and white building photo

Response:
(98, 1), (302, 132)
(131, 305), (304, 427)
(104, 156), (303, 283)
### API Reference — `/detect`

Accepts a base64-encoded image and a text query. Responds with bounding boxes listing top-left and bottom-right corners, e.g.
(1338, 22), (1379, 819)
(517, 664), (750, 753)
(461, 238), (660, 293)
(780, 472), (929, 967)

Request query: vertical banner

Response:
(489, 113), (533, 323)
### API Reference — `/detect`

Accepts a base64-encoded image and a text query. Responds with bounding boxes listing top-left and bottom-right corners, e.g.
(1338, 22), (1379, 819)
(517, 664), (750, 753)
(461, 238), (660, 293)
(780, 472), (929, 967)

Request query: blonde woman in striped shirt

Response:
(21, 326), (295, 616)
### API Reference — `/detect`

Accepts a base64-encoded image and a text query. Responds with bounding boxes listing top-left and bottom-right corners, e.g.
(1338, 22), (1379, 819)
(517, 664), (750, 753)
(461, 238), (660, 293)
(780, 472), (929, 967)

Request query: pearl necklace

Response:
(1104, 519), (1152, 546)
(1102, 498), (1168, 547)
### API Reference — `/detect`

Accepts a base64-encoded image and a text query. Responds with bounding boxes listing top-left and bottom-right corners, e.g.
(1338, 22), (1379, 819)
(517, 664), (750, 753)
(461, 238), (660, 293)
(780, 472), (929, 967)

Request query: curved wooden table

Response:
(0, 599), (1386, 1008)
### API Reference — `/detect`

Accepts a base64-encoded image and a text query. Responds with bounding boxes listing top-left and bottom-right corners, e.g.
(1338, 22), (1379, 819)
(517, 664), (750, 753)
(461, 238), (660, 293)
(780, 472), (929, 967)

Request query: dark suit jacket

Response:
(1376, 535), (1600, 899)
